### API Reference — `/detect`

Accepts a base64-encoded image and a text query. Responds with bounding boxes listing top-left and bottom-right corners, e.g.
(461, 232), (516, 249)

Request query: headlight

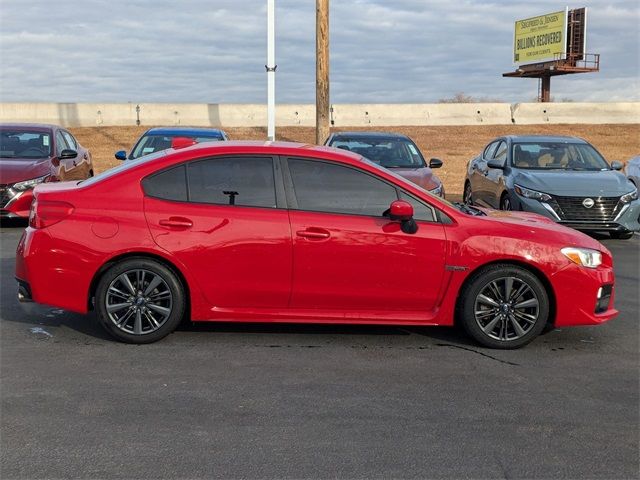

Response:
(13, 175), (49, 191)
(429, 184), (443, 197)
(514, 184), (552, 202)
(620, 187), (638, 204)
(561, 247), (602, 269)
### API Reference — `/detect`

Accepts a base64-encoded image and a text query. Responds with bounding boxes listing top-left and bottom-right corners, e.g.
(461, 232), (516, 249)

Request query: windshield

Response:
(0, 130), (52, 159)
(330, 137), (426, 168)
(512, 142), (610, 171)
(131, 133), (224, 159)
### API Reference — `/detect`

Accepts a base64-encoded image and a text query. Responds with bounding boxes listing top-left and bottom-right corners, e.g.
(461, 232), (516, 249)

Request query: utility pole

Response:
(315, 0), (329, 145)
(266, 0), (276, 141)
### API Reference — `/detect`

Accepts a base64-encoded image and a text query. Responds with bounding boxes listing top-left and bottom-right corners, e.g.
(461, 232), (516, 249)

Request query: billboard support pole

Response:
(540, 76), (551, 102)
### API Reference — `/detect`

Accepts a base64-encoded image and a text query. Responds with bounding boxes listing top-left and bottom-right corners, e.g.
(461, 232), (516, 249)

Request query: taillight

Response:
(29, 200), (74, 229)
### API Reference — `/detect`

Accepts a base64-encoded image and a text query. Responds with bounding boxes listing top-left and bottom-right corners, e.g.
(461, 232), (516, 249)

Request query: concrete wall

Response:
(1, 102), (638, 127)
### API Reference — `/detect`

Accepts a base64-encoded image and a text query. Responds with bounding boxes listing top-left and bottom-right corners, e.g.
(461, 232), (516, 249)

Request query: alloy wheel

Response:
(473, 276), (539, 342)
(105, 269), (173, 335)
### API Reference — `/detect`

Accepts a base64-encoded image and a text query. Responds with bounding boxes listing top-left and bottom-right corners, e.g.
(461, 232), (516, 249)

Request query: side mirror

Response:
(487, 159), (505, 170)
(386, 200), (418, 234)
(59, 149), (77, 160)
(429, 158), (443, 169)
(611, 160), (623, 171)
(115, 150), (127, 160)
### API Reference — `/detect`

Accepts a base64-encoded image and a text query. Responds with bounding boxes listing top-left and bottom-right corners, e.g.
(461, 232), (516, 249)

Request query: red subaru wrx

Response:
(16, 142), (617, 348)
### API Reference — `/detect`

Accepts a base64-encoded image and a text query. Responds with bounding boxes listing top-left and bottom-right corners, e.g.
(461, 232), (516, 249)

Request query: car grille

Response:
(0, 185), (12, 208)
(547, 195), (623, 223)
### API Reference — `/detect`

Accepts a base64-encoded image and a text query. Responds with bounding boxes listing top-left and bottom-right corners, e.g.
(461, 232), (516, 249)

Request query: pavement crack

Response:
(436, 343), (520, 366)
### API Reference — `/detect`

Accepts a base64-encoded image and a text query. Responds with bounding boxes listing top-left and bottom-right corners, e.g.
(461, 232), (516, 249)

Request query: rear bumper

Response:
(16, 227), (90, 313)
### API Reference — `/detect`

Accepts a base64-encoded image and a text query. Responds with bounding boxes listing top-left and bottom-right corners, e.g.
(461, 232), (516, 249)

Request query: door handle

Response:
(296, 228), (330, 240)
(159, 217), (193, 229)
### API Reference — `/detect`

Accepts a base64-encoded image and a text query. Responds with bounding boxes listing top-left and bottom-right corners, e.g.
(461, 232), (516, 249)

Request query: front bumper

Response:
(0, 189), (34, 219)
(515, 195), (640, 232)
(551, 261), (618, 327)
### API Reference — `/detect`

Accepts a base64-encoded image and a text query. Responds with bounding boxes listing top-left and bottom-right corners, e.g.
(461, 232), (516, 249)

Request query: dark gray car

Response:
(463, 135), (639, 239)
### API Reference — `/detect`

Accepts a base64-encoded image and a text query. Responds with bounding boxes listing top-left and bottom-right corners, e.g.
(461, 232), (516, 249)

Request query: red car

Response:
(16, 142), (617, 348)
(1, 123), (93, 219)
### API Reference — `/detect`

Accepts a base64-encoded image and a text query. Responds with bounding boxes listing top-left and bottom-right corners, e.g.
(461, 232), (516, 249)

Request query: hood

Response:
(390, 166), (439, 191)
(479, 207), (603, 251)
(514, 169), (635, 196)
(0, 158), (52, 185)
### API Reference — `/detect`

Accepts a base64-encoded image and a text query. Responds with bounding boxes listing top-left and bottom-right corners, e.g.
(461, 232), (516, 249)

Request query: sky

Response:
(0, 0), (638, 104)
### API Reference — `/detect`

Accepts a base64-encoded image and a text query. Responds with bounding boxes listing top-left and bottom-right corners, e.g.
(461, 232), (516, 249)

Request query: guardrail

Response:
(0, 102), (638, 127)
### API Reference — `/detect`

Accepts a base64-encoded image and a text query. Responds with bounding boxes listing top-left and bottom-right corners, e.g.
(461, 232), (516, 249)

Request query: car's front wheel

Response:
(463, 182), (473, 205)
(500, 193), (512, 211)
(459, 264), (549, 349)
(95, 258), (185, 344)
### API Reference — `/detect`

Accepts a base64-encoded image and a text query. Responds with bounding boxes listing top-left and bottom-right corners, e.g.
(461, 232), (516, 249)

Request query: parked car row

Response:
(4, 123), (637, 242)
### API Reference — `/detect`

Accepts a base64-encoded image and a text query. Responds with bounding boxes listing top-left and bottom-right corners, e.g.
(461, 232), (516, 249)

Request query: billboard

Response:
(513, 9), (567, 65)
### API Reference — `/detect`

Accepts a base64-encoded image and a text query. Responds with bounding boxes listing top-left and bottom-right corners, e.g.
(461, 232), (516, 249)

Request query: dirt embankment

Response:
(70, 124), (640, 195)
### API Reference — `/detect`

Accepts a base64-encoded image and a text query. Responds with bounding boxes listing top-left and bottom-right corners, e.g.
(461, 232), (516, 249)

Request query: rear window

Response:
(79, 150), (168, 187)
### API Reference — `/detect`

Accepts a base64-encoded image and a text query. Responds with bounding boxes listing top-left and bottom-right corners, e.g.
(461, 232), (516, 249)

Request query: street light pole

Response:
(266, 0), (276, 141)
(316, 0), (329, 145)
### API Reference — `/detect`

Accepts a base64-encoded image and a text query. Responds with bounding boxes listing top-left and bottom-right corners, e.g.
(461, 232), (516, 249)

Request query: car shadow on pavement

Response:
(177, 320), (476, 346)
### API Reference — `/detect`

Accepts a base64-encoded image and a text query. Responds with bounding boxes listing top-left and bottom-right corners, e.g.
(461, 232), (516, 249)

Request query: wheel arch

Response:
(88, 251), (191, 320)
(455, 259), (557, 328)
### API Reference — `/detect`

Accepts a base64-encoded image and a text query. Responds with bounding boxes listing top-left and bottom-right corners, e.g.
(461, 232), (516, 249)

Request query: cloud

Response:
(0, 0), (638, 103)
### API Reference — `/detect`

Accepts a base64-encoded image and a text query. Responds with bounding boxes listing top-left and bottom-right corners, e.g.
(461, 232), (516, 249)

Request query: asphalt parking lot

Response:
(0, 222), (638, 479)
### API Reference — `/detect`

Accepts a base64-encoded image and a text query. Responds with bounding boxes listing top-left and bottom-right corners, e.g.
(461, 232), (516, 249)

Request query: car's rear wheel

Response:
(610, 230), (634, 240)
(463, 182), (473, 205)
(459, 264), (549, 349)
(95, 258), (185, 344)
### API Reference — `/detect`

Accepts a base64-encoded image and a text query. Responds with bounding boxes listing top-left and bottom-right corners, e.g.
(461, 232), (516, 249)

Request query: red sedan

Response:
(15, 142), (617, 348)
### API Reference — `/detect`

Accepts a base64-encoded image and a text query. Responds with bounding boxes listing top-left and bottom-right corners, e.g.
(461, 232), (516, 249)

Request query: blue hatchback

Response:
(115, 127), (228, 161)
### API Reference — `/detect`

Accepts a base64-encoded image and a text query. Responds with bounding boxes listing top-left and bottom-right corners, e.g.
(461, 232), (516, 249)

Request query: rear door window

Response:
(483, 142), (498, 160)
(187, 156), (277, 208)
(55, 131), (69, 156)
(61, 131), (78, 150)
(493, 141), (507, 161)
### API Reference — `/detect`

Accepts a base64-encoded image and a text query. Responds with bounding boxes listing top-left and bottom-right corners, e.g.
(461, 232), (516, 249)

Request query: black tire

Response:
(95, 258), (185, 344)
(458, 264), (549, 349)
(610, 230), (634, 240)
(500, 193), (512, 211)
(463, 182), (473, 205)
